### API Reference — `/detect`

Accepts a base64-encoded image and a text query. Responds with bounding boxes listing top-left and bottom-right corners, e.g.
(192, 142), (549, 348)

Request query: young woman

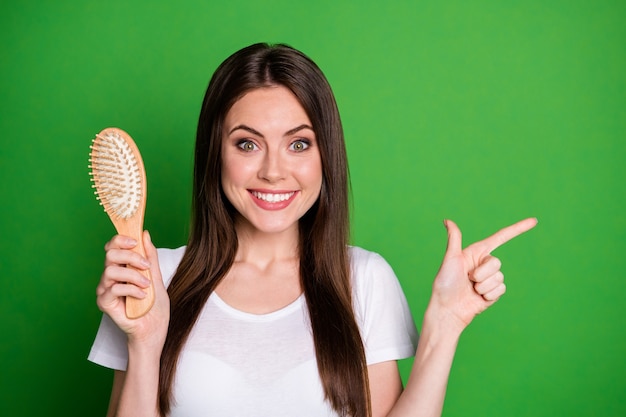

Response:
(89, 43), (537, 417)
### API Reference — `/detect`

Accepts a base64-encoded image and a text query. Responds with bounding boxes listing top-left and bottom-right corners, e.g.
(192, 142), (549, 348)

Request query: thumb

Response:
(143, 230), (163, 286)
(443, 219), (463, 258)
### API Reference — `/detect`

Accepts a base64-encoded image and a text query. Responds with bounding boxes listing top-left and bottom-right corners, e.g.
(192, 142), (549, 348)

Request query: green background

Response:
(1, 0), (624, 415)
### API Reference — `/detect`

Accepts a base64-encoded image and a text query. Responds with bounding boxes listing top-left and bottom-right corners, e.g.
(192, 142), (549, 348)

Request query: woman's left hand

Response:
(429, 218), (538, 331)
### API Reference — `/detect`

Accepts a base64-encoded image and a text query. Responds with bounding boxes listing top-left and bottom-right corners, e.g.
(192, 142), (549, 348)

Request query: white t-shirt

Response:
(89, 246), (418, 417)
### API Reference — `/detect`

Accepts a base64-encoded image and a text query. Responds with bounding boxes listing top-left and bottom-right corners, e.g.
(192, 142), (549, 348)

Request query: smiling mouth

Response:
(250, 191), (296, 203)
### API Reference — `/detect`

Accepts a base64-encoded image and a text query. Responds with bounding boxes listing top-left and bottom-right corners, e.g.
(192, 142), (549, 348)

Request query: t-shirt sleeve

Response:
(88, 313), (129, 370)
(87, 246), (186, 370)
(350, 247), (419, 365)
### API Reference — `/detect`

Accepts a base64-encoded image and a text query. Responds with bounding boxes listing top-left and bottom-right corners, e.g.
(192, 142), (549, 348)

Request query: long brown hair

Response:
(159, 43), (370, 417)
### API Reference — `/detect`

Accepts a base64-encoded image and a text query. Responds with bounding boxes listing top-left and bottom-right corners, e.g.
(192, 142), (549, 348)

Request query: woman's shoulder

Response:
(348, 245), (392, 271)
(348, 245), (399, 290)
(157, 245), (186, 260)
(348, 246), (418, 357)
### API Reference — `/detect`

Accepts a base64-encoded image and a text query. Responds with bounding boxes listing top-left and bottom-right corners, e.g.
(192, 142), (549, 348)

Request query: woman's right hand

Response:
(96, 231), (170, 352)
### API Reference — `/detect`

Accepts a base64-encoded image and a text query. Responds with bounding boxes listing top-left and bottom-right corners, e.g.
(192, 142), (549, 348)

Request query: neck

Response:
(234, 220), (300, 268)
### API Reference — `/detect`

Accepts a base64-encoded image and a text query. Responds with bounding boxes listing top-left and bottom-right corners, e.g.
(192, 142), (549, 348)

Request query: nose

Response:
(258, 148), (285, 183)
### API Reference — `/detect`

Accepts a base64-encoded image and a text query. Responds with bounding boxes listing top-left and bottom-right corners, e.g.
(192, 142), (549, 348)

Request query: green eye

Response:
(238, 140), (256, 152)
(291, 140), (309, 152)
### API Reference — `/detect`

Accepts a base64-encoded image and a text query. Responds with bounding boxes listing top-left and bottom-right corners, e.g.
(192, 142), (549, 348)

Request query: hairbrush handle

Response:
(117, 222), (155, 319)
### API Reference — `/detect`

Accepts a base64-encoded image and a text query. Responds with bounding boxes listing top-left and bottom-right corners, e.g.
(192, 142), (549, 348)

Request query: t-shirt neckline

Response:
(210, 292), (305, 322)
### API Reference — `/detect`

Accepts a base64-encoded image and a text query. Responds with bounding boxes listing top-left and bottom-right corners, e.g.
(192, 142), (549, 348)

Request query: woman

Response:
(89, 43), (536, 417)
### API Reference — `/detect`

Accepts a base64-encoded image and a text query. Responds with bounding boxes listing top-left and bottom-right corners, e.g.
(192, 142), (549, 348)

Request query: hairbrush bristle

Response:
(89, 130), (143, 219)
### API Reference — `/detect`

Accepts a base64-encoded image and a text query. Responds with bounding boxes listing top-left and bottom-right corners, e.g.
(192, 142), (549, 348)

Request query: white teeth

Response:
(252, 191), (295, 202)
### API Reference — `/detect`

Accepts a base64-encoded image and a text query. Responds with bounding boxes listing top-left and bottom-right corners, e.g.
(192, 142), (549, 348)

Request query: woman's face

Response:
(221, 85), (322, 236)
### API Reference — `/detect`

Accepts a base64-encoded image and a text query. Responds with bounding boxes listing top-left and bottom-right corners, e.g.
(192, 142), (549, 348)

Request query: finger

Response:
(97, 283), (147, 312)
(105, 248), (151, 270)
(476, 217), (538, 254)
(104, 234), (138, 251)
(109, 283), (148, 300)
(481, 282), (506, 302)
(470, 256), (502, 283)
(97, 264), (150, 313)
(101, 265), (152, 290)
(143, 231), (163, 288)
(473, 271), (504, 294)
(443, 219), (463, 258)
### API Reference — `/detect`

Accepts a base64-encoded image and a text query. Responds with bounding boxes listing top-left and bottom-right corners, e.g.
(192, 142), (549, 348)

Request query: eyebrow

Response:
(228, 124), (314, 137)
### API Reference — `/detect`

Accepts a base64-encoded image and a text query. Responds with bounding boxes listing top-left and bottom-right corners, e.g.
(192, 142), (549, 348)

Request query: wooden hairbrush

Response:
(88, 127), (154, 319)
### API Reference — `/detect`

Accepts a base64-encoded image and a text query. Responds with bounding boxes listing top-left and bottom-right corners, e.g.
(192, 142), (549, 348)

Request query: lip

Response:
(248, 189), (298, 210)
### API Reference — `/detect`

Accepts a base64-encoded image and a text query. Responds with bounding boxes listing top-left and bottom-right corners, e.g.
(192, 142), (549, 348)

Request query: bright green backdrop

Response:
(1, 0), (624, 416)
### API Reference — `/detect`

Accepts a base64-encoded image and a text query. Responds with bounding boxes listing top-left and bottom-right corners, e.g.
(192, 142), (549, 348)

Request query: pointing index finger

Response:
(477, 217), (538, 254)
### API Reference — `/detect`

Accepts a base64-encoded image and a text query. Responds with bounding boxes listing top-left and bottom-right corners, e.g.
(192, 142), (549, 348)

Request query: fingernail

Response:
(126, 237), (137, 246)
(141, 258), (151, 268)
(145, 230), (152, 243)
(141, 277), (151, 286)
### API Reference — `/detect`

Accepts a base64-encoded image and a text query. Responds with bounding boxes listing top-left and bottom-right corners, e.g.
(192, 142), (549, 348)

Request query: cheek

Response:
(221, 156), (250, 188)
(297, 158), (323, 190)
(311, 156), (323, 184)
(220, 162), (236, 187)
(220, 161), (244, 208)
(220, 163), (247, 209)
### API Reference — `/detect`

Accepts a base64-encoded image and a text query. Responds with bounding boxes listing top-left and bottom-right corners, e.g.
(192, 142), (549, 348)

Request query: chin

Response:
(256, 223), (299, 235)
(238, 215), (300, 236)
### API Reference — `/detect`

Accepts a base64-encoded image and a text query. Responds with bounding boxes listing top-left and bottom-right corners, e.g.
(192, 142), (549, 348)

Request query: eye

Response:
(237, 140), (257, 152)
(289, 139), (310, 152)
